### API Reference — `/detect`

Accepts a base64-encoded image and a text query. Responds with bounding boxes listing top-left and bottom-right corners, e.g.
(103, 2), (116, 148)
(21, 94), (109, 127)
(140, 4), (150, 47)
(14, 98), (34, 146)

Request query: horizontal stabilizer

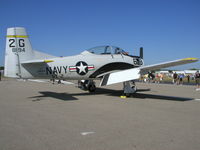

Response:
(17, 79), (74, 85)
(21, 59), (54, 64)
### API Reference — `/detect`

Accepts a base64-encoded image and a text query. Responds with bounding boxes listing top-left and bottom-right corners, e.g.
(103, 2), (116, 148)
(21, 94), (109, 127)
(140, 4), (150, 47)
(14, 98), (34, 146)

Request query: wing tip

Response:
(181, 58), (199, 61)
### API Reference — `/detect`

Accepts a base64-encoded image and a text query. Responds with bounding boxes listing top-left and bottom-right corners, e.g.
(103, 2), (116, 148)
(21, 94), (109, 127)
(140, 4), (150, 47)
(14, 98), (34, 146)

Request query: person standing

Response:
(195, 71), (200, 90)
(160, 73), (164, 83)
(173, 72), (178, 84)
(155, 73), (160, 83)
(178, 74), (184, 85)
(51, 74), (56, 84)
(187, 75), (190, 83)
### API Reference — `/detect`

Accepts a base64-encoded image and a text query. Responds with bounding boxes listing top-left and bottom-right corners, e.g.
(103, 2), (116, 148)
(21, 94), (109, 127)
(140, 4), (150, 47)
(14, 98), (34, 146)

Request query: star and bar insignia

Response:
(69, 61), (95, 75)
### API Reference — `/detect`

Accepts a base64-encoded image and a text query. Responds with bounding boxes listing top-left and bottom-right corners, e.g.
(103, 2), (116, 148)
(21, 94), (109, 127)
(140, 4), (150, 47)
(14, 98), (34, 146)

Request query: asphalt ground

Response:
(0, 78), (200, 150)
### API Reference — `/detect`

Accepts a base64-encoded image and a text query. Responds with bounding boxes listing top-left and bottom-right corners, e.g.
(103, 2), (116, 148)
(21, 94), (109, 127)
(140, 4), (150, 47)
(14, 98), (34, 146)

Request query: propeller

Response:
(140, 47), (143, 59)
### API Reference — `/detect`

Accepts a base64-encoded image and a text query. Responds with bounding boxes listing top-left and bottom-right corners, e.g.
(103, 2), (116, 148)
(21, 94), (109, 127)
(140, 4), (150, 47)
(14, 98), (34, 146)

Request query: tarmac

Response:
(0, 78), (200, 150)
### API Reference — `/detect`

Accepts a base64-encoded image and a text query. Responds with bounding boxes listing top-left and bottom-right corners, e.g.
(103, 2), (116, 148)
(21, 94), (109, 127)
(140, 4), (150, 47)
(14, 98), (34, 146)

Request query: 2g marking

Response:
(9, 39), (26, 53)
(9, 39), (25, 48)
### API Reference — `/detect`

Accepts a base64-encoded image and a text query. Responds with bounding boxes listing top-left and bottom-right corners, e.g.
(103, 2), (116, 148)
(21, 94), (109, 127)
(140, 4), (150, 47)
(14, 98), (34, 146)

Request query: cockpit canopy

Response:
(87, 46), (127, 55)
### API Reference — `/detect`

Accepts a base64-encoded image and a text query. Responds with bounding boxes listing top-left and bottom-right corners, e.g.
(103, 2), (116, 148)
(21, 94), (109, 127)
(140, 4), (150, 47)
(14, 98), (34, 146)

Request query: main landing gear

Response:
(78, 80), (96, 92)
(123, 81), (137, 97)
(78, 80), (137, 95)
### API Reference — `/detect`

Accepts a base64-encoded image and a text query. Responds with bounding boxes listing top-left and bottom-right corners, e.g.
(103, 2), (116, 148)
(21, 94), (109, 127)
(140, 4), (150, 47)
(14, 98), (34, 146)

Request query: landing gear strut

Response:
(78, 80), (96, 92)
(123, 81), (137, 96)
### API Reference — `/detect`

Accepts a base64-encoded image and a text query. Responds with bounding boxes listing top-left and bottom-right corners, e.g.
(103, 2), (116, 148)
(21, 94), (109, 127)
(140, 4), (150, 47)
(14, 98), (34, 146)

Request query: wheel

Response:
(131, 86), (137, 93)
(88, 84), (96, 92)
(125, 93), (131, 97)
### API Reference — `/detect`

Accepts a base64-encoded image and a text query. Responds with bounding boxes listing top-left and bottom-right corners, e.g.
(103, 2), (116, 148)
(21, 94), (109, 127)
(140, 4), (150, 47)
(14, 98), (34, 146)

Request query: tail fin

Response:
(4, 27), (34, 77)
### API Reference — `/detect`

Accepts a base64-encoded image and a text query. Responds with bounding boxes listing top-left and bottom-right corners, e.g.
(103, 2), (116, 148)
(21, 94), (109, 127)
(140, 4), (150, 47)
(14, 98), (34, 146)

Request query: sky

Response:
(0, 0), (199, 70)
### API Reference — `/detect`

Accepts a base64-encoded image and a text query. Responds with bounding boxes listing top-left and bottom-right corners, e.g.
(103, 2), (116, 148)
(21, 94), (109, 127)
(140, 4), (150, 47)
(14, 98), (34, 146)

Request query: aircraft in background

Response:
(4, 27), (198, 96)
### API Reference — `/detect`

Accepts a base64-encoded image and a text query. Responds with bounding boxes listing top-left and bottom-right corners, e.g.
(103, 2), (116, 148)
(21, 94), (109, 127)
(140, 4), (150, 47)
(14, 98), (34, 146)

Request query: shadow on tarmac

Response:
(29, 87), (193, 102)
(29, 92), (79, 101)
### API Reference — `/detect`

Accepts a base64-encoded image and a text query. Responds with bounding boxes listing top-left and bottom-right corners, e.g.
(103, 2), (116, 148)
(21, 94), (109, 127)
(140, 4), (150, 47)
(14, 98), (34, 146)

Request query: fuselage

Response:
(21, 50), (143, 80)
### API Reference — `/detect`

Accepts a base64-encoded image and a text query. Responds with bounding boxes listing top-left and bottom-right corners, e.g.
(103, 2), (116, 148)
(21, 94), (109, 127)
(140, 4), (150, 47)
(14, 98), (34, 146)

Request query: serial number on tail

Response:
(12, 48), (25, 53)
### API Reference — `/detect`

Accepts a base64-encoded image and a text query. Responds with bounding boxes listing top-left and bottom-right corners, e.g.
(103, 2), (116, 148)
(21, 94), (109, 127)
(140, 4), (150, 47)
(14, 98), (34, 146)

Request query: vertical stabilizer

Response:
(4, 27), (34, 78)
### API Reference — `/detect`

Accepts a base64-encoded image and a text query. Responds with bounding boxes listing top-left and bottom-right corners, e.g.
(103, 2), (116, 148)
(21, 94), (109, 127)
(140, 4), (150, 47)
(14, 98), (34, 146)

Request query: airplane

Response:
(4, 27), (199, 96)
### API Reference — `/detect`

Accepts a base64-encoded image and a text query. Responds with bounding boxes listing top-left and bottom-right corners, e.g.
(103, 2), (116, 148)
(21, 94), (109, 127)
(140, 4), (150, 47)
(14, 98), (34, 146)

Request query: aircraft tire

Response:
(125, 93), (131, 97)
(88, 84), (96, 92)
(132, 86), (137, 93)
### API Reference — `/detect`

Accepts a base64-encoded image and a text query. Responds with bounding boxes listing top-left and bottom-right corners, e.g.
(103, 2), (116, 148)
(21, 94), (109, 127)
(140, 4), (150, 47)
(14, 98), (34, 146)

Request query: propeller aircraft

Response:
(4, 27), (198, 96)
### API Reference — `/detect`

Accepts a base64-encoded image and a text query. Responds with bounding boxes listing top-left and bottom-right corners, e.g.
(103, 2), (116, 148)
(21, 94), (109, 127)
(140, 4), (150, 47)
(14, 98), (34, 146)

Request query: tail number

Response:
(9, 39), (25, 52)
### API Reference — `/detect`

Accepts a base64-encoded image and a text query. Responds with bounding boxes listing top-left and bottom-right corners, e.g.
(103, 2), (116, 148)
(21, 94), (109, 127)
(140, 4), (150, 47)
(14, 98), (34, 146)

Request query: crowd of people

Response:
(141, 72), (163, 83)
(172, 71), (200, 90)
(141, 71), (200, 91)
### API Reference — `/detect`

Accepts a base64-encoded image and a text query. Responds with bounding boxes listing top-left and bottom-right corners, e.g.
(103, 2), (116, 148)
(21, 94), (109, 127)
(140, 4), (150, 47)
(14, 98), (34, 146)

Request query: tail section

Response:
(4, 27), (34, 77)
(4, 27), (55, 78)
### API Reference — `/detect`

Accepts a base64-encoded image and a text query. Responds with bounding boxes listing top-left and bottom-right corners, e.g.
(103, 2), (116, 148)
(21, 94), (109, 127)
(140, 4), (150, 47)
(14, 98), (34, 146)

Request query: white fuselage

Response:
(21, 51), (142, 80)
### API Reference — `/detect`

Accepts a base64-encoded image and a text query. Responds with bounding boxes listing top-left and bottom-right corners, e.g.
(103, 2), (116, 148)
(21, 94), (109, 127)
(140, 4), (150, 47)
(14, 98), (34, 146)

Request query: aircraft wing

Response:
(140, 58), (198, 71)
(100, 58), (198, 86)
